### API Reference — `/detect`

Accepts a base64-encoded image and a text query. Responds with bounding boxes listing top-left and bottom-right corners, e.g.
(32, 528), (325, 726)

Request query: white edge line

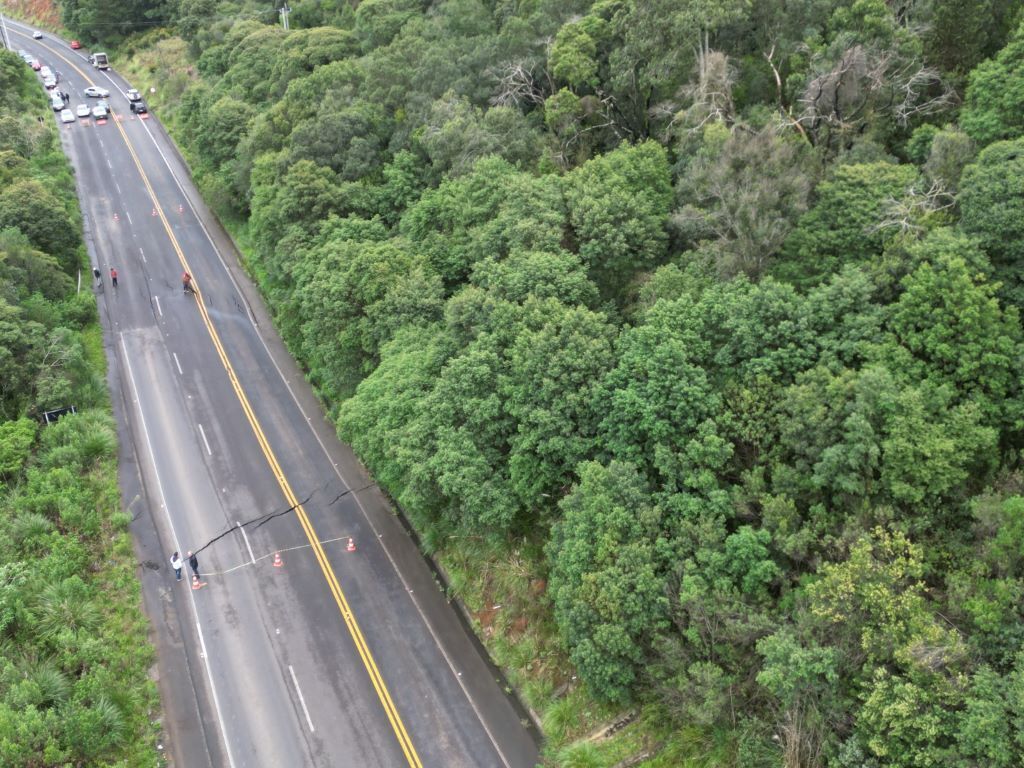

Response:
(172, 352), (183, 375)
(119, 333), (238, 768)
(288, 666), (315, 733)
(123, 68), (514, 768)
(154, 295), (162, 317)
(236, 521), (257, 566)
(197, 423), (212, 456)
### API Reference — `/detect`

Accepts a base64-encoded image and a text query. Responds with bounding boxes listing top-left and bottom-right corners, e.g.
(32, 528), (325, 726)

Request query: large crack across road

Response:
(190, 482), (375, 556)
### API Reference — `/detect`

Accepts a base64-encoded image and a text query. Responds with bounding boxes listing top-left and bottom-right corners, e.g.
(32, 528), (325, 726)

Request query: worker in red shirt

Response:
(109, 267), (118, 288)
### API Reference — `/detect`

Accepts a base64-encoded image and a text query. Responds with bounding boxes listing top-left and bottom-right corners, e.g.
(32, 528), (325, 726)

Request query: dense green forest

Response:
(44, 0), (1024, 764)
(0, 50), (160, 764)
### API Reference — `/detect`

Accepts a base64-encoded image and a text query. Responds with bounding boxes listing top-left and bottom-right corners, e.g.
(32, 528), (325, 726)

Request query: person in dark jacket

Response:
(188, 551), (200, 578)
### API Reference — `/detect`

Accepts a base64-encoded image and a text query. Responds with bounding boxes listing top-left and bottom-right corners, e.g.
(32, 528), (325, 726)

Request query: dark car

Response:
(130, 100), (148, 114)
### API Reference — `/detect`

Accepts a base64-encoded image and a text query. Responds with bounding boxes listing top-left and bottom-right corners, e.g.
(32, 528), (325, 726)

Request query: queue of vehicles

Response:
(19, 43), (149, 123)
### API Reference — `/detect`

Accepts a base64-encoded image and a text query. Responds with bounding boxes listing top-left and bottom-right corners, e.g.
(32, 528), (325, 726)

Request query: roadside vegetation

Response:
(28, 0), (1024, 764)
(0, 50), (161, 766)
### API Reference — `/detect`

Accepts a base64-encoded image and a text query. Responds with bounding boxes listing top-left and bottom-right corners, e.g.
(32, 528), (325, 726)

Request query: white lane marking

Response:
(124, 210), (133, 226)
(288, 666), (315, 733)
(154, 295), (162, 317)
(139, 246), (146, 262)
(236, 521), (256, 566)
(105, 156), (112, 171)
(114, 181), (121, 195)
(119, 333), (237, 768)
(198, 423), (212, 456)
(135, 96), (516, 768)
(172, 352), (183, 376)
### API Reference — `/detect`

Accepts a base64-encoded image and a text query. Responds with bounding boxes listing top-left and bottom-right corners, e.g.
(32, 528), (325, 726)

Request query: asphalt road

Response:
(6, 22), (540, 768)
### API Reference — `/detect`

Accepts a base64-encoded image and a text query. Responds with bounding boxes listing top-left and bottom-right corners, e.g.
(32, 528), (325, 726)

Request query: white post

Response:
(0, 11), (10, 50)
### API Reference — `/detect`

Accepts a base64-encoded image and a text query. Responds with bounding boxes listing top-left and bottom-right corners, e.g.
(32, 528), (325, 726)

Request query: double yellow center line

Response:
(31, 34), (423, 768)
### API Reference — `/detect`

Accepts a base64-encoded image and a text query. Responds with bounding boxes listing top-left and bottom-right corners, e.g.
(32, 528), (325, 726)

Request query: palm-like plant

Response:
(34, 578), (101, 642)
(29, 661), (71, 707)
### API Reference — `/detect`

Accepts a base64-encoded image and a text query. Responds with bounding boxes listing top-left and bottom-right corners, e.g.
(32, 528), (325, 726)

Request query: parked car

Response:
(60, 109), (75, 124)
(70, 40), (81, 50)
(75, 103), (91, 118)
(92, 105), (108, 119)
(126, 88), (142, 102)
(130, 100), (148, 114)
(43, 76), (57, 90)
(83, 86), (109, 98)
(50, 93), (64, 111)
(32, 30), (43, 39)
(30, 59), (41, 71)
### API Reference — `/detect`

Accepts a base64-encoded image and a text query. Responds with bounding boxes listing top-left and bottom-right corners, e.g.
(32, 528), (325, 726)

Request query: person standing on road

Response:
(188, 551), (200, 579)
(93, 267), (101, 287)
(110, 267), (118, 288)
(170, 551), (183, 582)
(182, 271), (194, 295)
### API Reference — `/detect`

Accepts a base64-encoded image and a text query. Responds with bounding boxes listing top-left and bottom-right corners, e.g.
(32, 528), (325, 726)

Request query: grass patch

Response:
(80, 323), (105, 373)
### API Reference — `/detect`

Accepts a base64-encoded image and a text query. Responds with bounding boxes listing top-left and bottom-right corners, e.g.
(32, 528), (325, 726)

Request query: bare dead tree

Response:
(795, 43), (955, 149)
(38, 330), (74, 376)
(550, 90), (631, 168)
(489, 60), (550, 109)
(658, 50), (737, 141)
(890, 64), (958, 125)
(869, 180), (957, 236)
(764, 45), (809, 142)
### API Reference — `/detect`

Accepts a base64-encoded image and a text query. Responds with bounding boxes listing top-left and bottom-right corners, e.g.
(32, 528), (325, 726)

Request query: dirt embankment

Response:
(4, 0), (61, 27)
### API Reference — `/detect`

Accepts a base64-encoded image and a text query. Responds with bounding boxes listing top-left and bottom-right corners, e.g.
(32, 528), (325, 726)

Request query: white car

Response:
(75, 103), (91, 118)
(92, 105), (108, 119)
(60, 109), (75, 124)
(126, 88), (141, 102)
(43, 76), (57, 90)
(83, 86), (109, 98)
(32, 30), (43, 39)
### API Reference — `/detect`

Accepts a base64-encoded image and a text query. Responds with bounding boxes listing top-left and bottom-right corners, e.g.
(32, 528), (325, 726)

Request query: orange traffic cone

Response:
(191, 575), (205, 590)
(347, 537), (356, 552)
(273, 551), (283, 568)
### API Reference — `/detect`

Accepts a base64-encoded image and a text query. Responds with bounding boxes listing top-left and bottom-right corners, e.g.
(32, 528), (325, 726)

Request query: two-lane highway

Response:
(6, 22), (539, 768)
